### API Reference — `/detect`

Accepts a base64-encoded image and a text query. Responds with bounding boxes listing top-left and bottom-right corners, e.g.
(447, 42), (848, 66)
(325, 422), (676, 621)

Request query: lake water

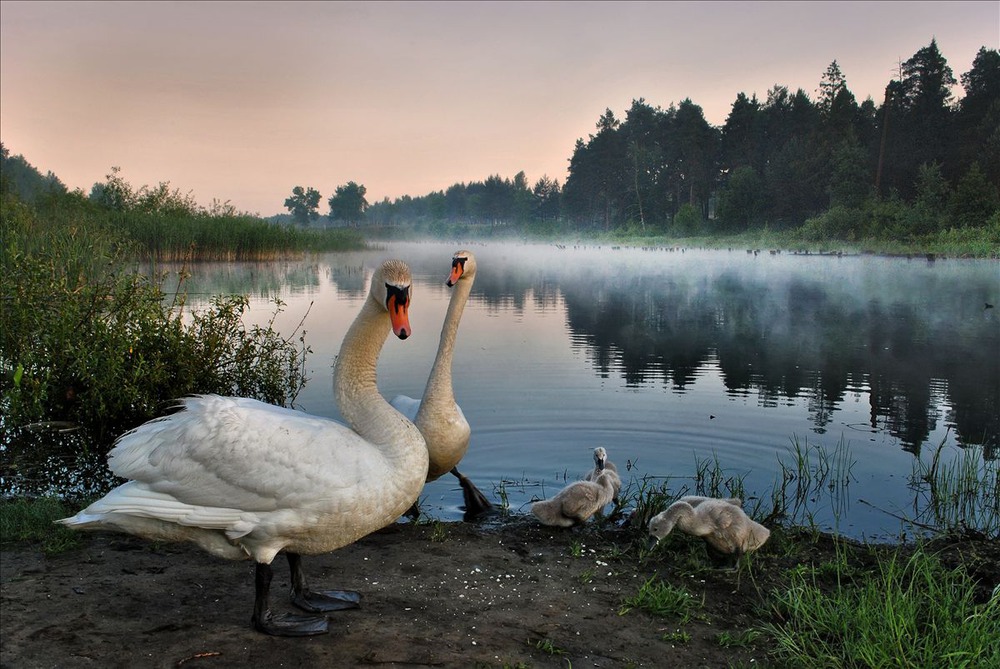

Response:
(168, 241), (999, 540)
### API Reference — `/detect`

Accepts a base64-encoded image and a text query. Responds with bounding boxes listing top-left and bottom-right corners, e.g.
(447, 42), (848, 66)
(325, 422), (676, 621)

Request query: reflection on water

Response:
(96, 244), (1000, 536)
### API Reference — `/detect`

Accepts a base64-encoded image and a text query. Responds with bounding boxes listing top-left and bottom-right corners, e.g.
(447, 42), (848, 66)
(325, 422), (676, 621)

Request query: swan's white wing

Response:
(108, 395), (382, 513)
(389, 394), (420, 423)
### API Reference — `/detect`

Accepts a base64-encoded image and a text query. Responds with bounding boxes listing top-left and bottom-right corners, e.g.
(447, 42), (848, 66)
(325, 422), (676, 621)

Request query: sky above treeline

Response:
(1, 1), (997, 216)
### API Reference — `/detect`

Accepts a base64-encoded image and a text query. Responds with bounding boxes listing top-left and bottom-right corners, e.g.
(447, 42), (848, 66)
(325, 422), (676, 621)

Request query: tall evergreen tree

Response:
(721, 92), (764, 172)
(887, 39), (959, 195)
(958, 47), (1000, 186)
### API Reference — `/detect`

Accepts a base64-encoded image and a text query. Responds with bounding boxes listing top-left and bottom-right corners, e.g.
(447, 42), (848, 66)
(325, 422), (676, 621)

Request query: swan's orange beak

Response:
(447, 258), (465, 287)
(386, 288), (411, 339)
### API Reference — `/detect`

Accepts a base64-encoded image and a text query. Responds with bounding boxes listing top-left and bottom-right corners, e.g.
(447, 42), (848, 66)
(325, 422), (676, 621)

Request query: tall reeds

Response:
(115, 212), (366, 261)
(911, 438), (999, 539)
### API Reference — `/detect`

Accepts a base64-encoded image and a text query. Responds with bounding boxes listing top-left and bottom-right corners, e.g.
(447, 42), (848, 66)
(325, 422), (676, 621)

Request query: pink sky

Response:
(2, 1), (997, 216)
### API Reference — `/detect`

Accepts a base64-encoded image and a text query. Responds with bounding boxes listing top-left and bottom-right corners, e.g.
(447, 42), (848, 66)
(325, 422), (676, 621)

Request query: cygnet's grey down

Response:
(531, 470), (621, 527)
(584, 447), (621, 500)
(647, 495), (770, 556)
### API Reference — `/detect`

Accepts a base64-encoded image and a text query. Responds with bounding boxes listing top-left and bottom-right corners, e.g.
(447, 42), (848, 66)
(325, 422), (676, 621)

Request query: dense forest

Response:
(357, 40), (998, 243)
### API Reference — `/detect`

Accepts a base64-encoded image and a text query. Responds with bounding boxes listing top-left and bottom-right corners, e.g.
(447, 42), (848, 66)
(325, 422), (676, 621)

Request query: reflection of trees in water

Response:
(175, 251), (999, 458)
(154, 260), (322, 298)
(550, 270), (998, 456)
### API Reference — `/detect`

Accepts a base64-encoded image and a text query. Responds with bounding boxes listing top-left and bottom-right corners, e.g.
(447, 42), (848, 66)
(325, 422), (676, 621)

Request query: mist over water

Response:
(173, 241), (999, 538)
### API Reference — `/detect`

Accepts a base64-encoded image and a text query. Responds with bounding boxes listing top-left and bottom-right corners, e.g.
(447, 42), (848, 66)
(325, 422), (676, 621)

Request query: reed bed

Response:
(115, 212), (366, 261)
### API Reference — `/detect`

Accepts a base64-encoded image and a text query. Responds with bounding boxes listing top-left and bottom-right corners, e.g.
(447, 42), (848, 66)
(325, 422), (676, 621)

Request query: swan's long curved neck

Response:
(334, 295), (421, 451)
(415, 274), (472, 424)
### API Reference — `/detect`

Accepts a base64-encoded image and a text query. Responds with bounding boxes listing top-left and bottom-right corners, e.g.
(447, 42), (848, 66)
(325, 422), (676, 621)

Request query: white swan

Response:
(647, 496), (770, 556)
(531, 470), (621, 527)
(390, 250), (493, 519)
(58, 259), (428, 637)
(584, 446), (621, 501)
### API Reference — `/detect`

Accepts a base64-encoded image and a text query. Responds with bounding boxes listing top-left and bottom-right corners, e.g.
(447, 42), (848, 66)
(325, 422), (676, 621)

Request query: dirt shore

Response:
(2, 515), (997, 669)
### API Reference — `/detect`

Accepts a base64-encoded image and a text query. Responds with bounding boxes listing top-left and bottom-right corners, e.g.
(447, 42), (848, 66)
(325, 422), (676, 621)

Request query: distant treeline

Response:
(3, 39), (997, 250)
(0, 155), (365, 261)
(362, 40), (999, 243)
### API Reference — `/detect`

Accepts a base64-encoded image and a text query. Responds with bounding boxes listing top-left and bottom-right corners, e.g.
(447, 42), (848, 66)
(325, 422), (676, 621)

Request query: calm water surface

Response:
(172, 241), (999, 539)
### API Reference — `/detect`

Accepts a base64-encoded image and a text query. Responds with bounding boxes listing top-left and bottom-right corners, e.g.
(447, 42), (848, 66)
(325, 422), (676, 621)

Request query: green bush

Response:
(671, 203), (704, 236)
(799, 206), (866, 241)
(1, 192), (311, 496)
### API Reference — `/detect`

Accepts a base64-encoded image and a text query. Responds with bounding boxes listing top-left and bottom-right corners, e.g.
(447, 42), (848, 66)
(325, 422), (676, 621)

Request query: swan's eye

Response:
(451, 257), (467, 270)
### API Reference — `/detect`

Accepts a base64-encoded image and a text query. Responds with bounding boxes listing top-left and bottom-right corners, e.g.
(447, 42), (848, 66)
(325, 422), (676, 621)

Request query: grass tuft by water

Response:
(910, 439), (999, 539)
(764, 548), (1000, 668)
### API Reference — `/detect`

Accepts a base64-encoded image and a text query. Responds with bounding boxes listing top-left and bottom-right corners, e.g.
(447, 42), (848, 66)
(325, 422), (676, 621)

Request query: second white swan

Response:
(391, 250), (493, 519)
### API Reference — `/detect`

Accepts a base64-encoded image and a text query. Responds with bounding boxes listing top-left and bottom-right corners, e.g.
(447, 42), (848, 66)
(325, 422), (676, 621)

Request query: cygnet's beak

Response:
(646, 535), (660, 551)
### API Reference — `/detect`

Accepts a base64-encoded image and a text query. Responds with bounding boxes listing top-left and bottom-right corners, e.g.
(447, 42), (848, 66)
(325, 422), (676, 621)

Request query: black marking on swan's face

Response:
(447, 256), (468, 287)
(386, 283), (410, 309)
(385, 283), (411, 339)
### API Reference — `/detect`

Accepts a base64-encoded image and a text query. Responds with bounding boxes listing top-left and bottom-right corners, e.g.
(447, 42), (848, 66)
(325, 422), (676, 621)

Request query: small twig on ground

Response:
(175, 651), (222, 667)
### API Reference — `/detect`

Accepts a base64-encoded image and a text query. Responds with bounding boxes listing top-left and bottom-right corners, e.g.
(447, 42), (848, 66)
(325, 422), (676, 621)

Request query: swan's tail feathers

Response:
(56, 512), (105, 527)
(57, 483), (256, 560)
(530, 499), (575, 527)
(57, 483), (249, 533)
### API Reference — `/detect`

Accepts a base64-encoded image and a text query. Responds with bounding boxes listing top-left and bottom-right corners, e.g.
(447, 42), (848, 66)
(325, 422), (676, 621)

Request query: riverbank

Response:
(2, 515), (997, 668)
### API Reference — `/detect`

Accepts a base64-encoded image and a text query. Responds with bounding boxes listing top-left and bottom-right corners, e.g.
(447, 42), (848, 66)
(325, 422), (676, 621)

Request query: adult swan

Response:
(58, 259), (428, 637)
(391, 250), (493, 519)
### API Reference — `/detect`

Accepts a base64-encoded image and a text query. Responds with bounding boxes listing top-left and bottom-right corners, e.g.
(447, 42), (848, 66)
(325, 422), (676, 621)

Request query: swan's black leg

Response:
(251, 561), (329, 636)
(404, 500), (421, 520)
(287, 552), (361, 613)
(705, 544), (740, 570)
(452, 467), (497, 521)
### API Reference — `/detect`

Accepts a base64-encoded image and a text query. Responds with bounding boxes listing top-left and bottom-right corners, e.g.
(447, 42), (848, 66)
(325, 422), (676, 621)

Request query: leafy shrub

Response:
(1, 192), (311, 496)
(672, 203), (705, 236)
(799, 206), (865, 241)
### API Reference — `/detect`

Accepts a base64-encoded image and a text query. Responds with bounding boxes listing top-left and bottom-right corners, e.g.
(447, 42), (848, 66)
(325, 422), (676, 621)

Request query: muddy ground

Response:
(2, 515), (998, 669)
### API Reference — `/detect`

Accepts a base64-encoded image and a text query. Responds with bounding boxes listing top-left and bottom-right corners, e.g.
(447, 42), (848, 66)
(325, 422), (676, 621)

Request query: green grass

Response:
(582, 223), (1000, 259)
(619, 576), (703, 622)
(716, 629), (762, 648)
(532, 637), (567, 656)
(764, 548), (1000, 668)
(0, 498), (82, 553)
(661, 629), (691, 645)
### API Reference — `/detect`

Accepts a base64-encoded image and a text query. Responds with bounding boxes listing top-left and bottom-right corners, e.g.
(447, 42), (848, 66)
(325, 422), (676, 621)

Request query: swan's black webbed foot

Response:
(252, 609), (329, 636)
(253, 561), (329, 636)
(286, 552), (362, 613)
(453, 467), (497, 521)
(291, 588), (362, 613)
